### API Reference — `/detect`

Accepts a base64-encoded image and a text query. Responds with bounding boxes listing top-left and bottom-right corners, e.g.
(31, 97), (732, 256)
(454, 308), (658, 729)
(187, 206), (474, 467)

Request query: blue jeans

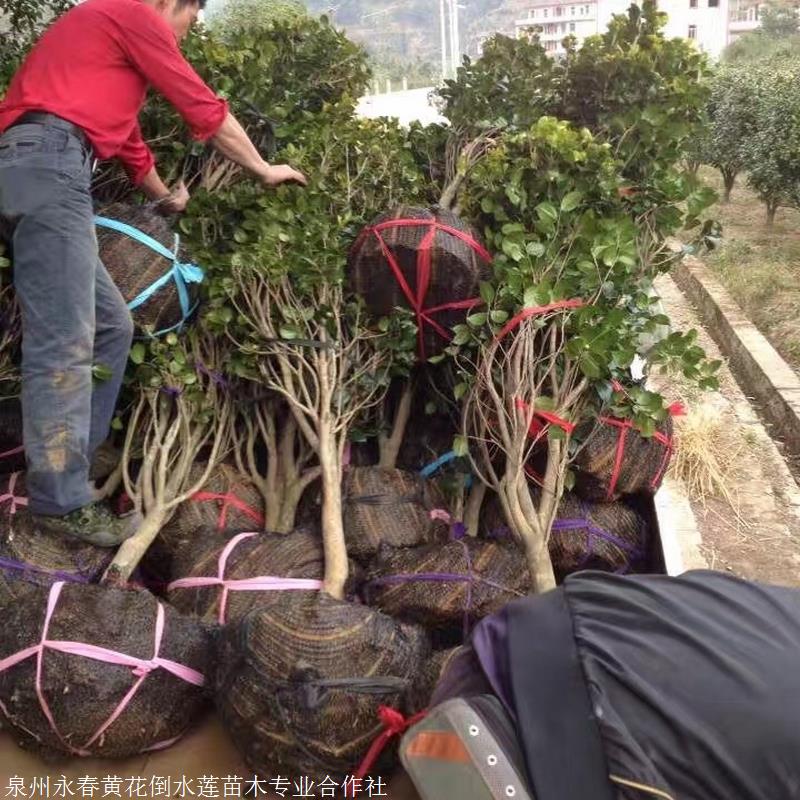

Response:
(0, 118), (133, 515)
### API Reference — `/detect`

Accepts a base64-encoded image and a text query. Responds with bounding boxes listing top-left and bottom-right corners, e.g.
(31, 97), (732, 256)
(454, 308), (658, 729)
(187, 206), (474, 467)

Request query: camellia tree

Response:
(445, 118), (717, 590)
(178, 111), (423, 597)
(423, 3), (721, 590)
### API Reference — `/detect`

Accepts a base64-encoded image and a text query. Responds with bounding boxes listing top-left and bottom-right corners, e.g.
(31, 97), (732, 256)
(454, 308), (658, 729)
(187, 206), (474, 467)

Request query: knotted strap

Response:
(0, 472), (28, 515)
(94, 216), (204, 337)
(190, 490), (265, 532)
(355, 218), (491, 360)
(166, 531), (323, 624)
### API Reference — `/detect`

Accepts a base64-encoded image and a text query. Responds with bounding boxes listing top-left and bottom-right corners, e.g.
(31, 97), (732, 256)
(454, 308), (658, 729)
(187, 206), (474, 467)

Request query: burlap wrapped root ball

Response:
(572, 414), (675, 502)
(167, 530), (329, 625)
(481, 488), (651, 582)
(96, 202), (202, 335)
(407, 646), (462, 713)
(143, 463), (265, 586)
(0, 582), (211, 759)
(344, 467), (450, 562)
(348, 206), (491, 359)
(364, 539), (529, 634)
(214, 593), (430, 781)
(0, 472), (111, 606)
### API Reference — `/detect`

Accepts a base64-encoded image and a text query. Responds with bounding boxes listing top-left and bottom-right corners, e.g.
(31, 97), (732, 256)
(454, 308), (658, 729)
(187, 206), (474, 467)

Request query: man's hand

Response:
(260, 164), (308, 188)
(156, 181), (190, 215)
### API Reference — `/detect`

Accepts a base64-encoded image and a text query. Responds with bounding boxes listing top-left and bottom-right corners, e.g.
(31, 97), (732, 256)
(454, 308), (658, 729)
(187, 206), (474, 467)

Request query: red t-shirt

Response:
(0, 0), (228, 184)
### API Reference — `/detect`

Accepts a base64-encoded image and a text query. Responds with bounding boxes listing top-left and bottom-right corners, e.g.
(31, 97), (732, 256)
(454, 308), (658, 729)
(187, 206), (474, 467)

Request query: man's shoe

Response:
(32, 502), (141, 548)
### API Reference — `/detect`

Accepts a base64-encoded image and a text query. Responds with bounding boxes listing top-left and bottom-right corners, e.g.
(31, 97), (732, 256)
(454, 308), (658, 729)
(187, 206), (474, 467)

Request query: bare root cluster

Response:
(232, 272), (392, 598)
(106, 332), (233, 583)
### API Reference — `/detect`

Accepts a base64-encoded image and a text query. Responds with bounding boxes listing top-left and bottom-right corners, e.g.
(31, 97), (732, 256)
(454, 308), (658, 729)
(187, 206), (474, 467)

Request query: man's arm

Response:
(210, 113), (307, 186)
(117, 122), (188, 213)
(119, 10), (306, 188)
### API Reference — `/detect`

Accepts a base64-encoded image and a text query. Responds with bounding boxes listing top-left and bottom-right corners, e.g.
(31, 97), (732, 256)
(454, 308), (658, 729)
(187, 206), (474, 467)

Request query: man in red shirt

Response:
(0, 0), (306, 546)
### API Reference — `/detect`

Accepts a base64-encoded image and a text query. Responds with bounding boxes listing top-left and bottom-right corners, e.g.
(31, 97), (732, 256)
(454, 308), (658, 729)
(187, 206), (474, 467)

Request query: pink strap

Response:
(166, 531), (323, 624)
(0, 445), (24, 460)
(0, 472), (28, 515)
(0, 582), (205, 757)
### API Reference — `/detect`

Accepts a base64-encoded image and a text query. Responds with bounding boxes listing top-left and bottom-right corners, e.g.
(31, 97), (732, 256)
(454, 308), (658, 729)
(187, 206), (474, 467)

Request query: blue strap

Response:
(94, 215), (204, 336)
(420, 450), (458, 478)
(419, 449), (474, 489)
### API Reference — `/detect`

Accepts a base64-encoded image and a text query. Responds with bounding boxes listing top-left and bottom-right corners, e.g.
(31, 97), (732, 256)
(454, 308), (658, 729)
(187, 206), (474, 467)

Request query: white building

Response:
(515, 0), (760, 59)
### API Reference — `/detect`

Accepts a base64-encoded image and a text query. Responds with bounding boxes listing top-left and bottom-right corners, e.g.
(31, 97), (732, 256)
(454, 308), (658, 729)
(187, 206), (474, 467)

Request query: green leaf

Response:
(560, 191), (583, 212)
(466, 312), (487, 327)
(525, 241), (545, 257)
(535, 202), (558, 223)
(453, 382), (468, 400)
(166, 332), (179, 346)
(479, 282), (496, 304)
(490, 310), (509, 324)
(130, 343), (146, 365)
(92, 363), (113, 382)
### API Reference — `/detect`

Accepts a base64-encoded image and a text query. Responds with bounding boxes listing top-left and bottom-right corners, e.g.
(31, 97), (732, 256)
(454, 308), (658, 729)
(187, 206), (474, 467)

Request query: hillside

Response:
(299, 0), (532, 64)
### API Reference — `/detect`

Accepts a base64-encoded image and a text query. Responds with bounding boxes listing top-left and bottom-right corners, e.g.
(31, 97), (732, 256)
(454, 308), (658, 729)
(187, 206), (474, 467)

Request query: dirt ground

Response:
(700, 167), (800, 373)
(653, 274), (800, 587)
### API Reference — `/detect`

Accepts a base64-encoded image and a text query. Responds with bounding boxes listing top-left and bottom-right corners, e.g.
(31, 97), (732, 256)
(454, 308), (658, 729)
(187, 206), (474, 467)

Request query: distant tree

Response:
(742, 62), (800, 225)
(760, 0), (799, 37)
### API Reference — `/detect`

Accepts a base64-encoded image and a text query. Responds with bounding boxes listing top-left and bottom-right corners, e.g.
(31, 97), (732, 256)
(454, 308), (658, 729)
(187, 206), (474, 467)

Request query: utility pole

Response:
(440, 0), (449, 82)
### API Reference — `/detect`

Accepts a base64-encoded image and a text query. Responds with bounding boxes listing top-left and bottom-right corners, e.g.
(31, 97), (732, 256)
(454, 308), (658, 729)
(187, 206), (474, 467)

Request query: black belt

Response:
(9, 111), (91, 153)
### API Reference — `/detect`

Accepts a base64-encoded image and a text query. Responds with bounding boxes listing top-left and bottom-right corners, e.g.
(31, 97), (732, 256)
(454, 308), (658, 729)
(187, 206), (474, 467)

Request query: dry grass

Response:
(700, 167), (800, 371)
(669, 401), (748, 522)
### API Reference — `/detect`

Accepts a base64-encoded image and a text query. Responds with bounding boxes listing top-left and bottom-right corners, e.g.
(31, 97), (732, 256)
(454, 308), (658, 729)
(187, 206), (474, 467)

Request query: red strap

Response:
(495, 298), (585, 341)
(606, 420), (629, 500)
(515, 397), (575, 436)
(352, 706), (428, 787)
(191, 491), (265, 532)
(598, 416), (674, 497)
(362, 218), (491, 360)
(368, 219), (493, 262)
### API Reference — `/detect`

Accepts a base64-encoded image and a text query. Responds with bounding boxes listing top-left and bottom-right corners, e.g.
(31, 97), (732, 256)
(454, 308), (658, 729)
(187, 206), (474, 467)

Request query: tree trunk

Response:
(463, 481), (486, 537)
(525, 539), (557, 594)
(500, 475), (557, 594)
(276, 479), (306, 534)
(766, 202), (778, 227)
(722, 171), (737, 203)
(378, 380), (414, 470)
(319, 427), (348, 599)
(103, 508), (168, 584)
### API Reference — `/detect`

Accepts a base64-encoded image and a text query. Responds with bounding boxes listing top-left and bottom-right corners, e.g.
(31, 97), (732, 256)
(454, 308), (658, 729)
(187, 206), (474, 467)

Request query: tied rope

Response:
(190, 489), (265, 532)
(94, 216), (204, 338)
(0, 581), (204, 756)
(494, 298), (586, 341)
(351, 706), (428, 790)
(355, 218), (492, 360)
(365, 540), (524, 639)
(551, 503), (643, 574)
(0, 472), (28, 515)
(166, 532), (323, 624)
(600, 401), (685, 500)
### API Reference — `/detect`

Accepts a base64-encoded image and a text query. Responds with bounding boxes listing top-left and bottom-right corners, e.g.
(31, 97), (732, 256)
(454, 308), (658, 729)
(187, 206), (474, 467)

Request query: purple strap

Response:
(551, 507), (642, 574)
(0, 555), (91, 585)
(367, 541), (523, 638)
